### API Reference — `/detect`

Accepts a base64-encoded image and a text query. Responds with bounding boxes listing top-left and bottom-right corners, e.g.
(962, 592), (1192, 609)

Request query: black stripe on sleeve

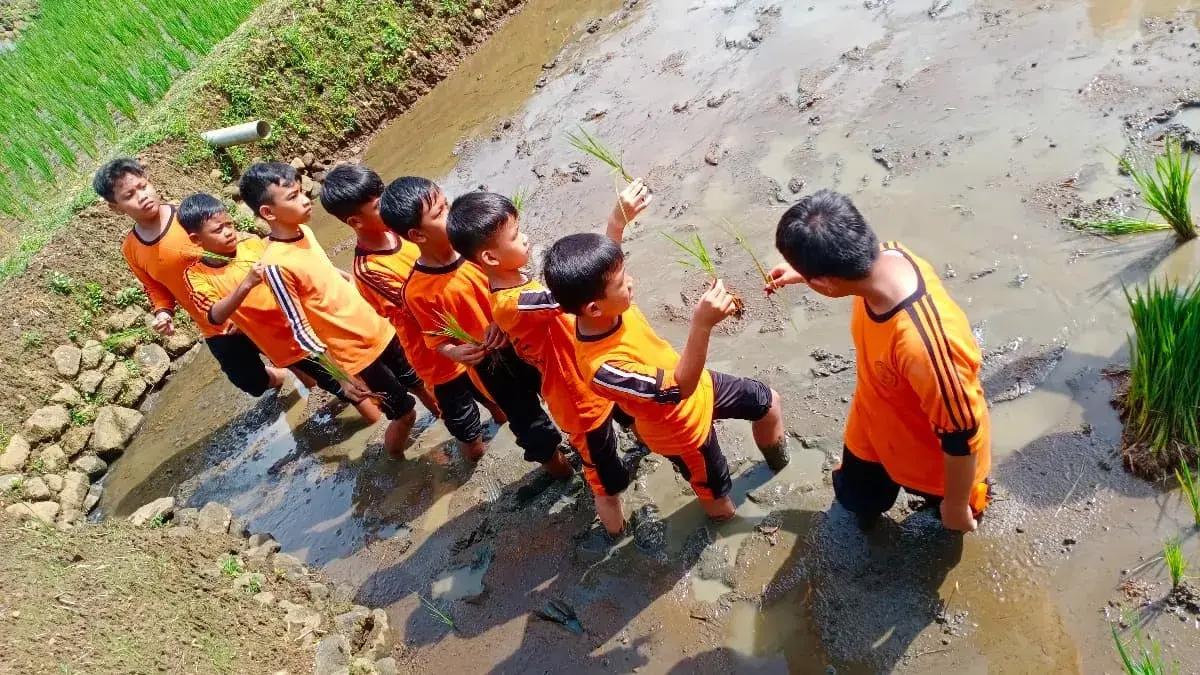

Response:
(516, 290), (559, 311)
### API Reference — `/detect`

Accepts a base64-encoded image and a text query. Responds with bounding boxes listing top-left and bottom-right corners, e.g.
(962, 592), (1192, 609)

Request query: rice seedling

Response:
(664, 233), (718, 279)
(1063, 217), (1169, 236)
(420, 595), (456, 631)
(1124, 280), (1200, 456)
(720, 220), (799, 332)
(1176, 454), (1200, 527)
(511, 187), (529, 214)
(1112, 624), (1173, 675)
(566, 126), (633, 183)
(1164, 537), (1188, 588)
(425, 311), (483, 346)
(1120, 138), (1197, 241)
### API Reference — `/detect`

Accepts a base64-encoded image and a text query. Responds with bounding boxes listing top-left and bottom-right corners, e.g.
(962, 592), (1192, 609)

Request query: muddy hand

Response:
(765, 262), (805, 296)
(613, 177), (653, 224)
(940, 500), (978, 533)
(694, 279), (738, 328)
(340, 376), (373, 403)
(151, 310), (175, 337)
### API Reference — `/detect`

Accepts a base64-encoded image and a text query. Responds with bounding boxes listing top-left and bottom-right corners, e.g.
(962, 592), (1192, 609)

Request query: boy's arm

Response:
(605, 178), (653, 243)
(674, 280), (739, 397)
(896, 325), (987, 532)
(404, 285), (486, 366)
(122, 242), (178, 334)
(208, 264), (265, 325)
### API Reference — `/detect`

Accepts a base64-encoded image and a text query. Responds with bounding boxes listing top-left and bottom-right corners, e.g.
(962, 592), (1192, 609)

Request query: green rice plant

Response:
(1163, 537), (1187, 588)
(102, 327), (151, 353)
(721, 221), (800, 334)
(664, 233), (718, 279)
(566, 126), (633, 183)
(425, 311), (482, 346)
(1063, 217), (1169, 236)
(1123, 280), (1200, 454)
(1120, 138), (1197, 241)
(1176, 454), (1200, 527)
(1112, 624), (1173, 675)
(419, 595), (456, 630)
(511, 187), (529, 214)
(47, 271), (74, 296)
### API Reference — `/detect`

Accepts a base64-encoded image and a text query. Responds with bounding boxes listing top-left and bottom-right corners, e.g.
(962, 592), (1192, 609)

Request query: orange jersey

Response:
(184, 238), (308, 368)
(576, 304), (714, 456)
(492, 279), (613, 435)
(844, 241), (991, 496)
(403, 257), (494, 352)
(120, 205), (225, 337)
(258, 225), (395, 376)
(352, 240), (464, 387)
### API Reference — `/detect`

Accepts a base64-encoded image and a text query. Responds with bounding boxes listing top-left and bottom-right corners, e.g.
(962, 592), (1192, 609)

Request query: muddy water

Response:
(99, 0), (1200, 671)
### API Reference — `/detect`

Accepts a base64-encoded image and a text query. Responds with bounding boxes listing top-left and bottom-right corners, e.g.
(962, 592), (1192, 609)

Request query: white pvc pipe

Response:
(200, 120), (272, 148)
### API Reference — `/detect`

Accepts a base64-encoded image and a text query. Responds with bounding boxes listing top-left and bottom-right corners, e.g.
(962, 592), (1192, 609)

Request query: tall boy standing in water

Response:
(766, 189), (990, 532)
(94, 158), (287, 396)
(445, 181), (653, 538)
(379, 176), (572, 477)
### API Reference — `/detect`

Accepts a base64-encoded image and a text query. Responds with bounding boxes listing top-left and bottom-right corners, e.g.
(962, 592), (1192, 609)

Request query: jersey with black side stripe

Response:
(492, 278), (613, 434)
(843, 242), (991, 496)
(574, 303), (714, 456)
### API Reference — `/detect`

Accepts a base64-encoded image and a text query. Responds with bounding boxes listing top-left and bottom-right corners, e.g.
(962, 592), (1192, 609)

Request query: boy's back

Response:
(574, 303), (714, 454)
(845, 241), (991, 494)
(492, 279), (613, 434)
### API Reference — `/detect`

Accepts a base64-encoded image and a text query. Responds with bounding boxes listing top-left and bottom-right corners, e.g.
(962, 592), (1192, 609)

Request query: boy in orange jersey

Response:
(320, 164), (510, 462)
(236, 162), (438, 458)
(765, 189), (990, 532)
(178, 193), (378, 417)
(93, 158), (287, 396)
(543, 226), (789, 523)
(445, 181), (653, 538)
(379, 176), (572, 478)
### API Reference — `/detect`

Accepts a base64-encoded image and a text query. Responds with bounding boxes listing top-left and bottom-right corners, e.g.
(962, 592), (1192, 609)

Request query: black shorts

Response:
(206, 332), (270, 397)
(473, 345), (562, 463)
(293, 337), (422, 420)
(432, 371), (490, 444)
(833, 447), (991, 517)
(711, 370), (773, 422)
(573, 406), (636, 496)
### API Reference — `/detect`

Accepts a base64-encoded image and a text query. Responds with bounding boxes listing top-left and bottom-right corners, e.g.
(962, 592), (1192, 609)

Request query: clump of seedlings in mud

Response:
(1176, 455), (1200, 528)
(1163, 537), (1188, 589)
(510, 186), (529, 214)
(1111, 623), (1172, 675)
(1074, 139), (1197, 241)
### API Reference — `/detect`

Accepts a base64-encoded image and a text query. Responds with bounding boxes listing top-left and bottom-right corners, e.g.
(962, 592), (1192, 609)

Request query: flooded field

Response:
(100, 0), (1200, 671)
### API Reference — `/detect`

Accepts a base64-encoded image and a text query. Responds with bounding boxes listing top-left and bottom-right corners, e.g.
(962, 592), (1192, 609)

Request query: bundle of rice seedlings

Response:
(1164, 537), (1188, 589)
(511, 187), (529, 214)
(1063, 217), (1169, 236)
(1121, 138), (1197, 241)
(1176, 454), (1200, 527)
(1123, 280), (1200, 464)
(425, 311), (482, 346)
(664, 232), (744, 316)
(1112, 624), (1172, 675)
(566, 126), (633, 183)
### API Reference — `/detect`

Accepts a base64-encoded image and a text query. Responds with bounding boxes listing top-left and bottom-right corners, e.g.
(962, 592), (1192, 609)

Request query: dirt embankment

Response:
(0, 0), (523, 438)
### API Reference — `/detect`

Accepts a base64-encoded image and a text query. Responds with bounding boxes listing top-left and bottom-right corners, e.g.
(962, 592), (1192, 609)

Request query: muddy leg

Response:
(754, 388), (789, 471)
(265, 366), (288, 390)
(383, 409), (417, 459)
(595, 494), (625, 535)
(414, 386), (441, 418)
(700, 496), (736, 521)
(543, 447), (575, 480)
(354, 398), (383, 424)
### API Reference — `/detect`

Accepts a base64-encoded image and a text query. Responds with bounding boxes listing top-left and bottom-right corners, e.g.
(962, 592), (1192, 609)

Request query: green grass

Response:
(566, 126), (632, 183)
(1177, 454), (1200, 527)
(1164, 537), (1187, 588)
(511, 187), (529, 214)
(219, 555), (243, 578)
(113, 287), (147, 310)
(70, 405), (97, 427)
(1064, 216), (1169, 236)
(79, 282), (105, 314)
(664, 233), (718, 278)
(47, 271), (74, 296)
(21, 330), (43, 351)
(1121, 138), (1197, 241)
(1113, 624), (1173, 674)
(1124, 280), (1200, 454)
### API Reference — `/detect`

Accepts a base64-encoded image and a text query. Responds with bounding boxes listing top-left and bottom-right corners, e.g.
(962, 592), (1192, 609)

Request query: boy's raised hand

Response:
(607, 178), (653, 235)
(693, 279), (739, 329)
(242, 263), (266, 289)
(765, 262), (806, 295)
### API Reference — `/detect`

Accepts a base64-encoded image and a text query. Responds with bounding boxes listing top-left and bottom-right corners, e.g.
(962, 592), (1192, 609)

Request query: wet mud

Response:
(101, 0), (1200, 671)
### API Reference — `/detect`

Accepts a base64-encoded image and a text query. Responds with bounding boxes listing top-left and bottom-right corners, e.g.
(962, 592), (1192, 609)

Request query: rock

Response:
(245, 539), (281, 565)
(23, 405), (70, 443)
(57, 507), (82, 528)
(302, 152), (315, 168)
(351, 658), (377, 675)
(671, 100), (690, 113)
(71, 454), (106, 478)
(197, 501), (233, 534)
(233, 572), (266, 593)
(106, 306), (144, 331)
(253, 591), (277, 606)
(314, 634), (351, 675)
(167, 526), (196, 539)
(38, 444), (67, 473)
(301, 174), (315, 195)
(361, 608), (393, 659)
(273, 552), (305, 576)
(704, 147), (723, 166)
(175, 507), (199, 527)
(374, 657), (398, 675)
(90, 406), (144, 457)
(51, 344), (82, 378)
(59, 471), (89, 511)
(0, 474), (21, 493)
(6, 501), (59, 524)
(98, 352), (116, 373)
(0, 435), (31, 472)
(79, 341), (104, 369)
(49, 384), (83, 406)
(306, 582), (330, 603)
(209, 169), (223, 181)
(222, 184), (240, 200)
(43, 474), (63, 493)
(247, 533), (274, 548)
(335, 606), (372, 649)
(280, 600), (322, 639)
(98, 362), (130, 402)
(82, 484), (103, 513)
(22, 477), (51, 501)
(163, 332), (197, 356)
(117, 378), (148, 408)
(128, 496), (174, 526)
(133, 344), (171, 385)
(586, 17), (602, 32)
(77, 370), (104, 395)
(60, 426), (91, 457)
(228, 516), (249, 538)
(788, 176), (805, 193)
(471, 7), (484, 20)
(289, 157), (306, 172)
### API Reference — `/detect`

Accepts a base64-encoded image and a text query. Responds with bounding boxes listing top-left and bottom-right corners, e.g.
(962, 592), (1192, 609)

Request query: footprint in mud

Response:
(631, 503), (668, 560)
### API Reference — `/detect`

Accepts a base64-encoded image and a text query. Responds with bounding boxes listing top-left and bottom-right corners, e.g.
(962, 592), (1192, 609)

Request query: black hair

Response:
(239, 162), (298, 215)
(177, 193), (227, 234)
(320, 163), (385, 221)
(92, 157), (146, 202)
(542, 233), (624, 315)
(379, 176), (440, 240)
(775, 189), (878, 281)
(447, 192), (518, 260)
